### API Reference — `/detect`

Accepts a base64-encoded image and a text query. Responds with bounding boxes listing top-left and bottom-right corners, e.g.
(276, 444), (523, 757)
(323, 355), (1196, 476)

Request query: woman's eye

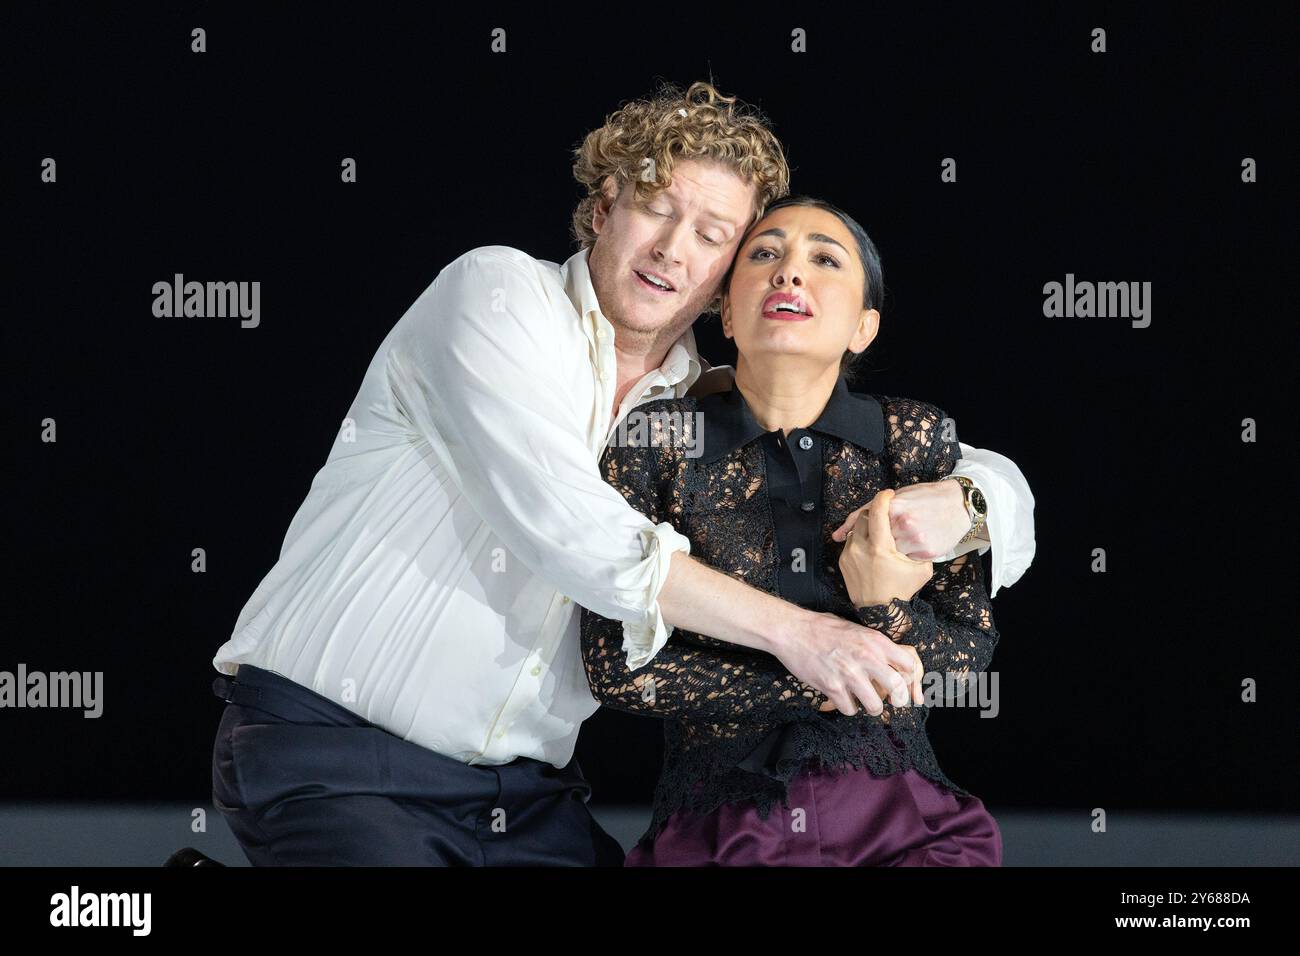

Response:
(816, 253), (840, 268)
(749, 247), (776, 261)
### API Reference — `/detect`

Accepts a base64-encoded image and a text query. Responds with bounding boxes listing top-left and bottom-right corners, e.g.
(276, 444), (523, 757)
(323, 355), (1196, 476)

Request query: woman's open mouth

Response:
(761, 292), (812, 321)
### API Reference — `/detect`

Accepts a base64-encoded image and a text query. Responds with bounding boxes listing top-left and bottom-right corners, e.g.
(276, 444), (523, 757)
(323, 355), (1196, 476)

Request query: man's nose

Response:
(653, 220), (688, 265)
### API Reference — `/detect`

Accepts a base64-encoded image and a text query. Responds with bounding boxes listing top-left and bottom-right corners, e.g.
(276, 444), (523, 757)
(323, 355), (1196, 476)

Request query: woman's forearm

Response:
(580, 620), (827, 721)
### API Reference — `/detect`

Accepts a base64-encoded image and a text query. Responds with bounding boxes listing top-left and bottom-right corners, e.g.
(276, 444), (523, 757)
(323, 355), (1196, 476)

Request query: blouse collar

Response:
(695, 375), (886, 465)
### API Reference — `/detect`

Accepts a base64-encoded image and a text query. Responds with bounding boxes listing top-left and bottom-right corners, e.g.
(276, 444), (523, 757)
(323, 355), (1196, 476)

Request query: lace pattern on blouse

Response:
(580, 393), (999, 839)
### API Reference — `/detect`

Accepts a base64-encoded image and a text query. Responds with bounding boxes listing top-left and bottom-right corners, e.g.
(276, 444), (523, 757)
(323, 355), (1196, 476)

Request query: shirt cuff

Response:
(930, 534), (990, 566)
(621, 521), (691, 670)
(946, 444), (1034, 595)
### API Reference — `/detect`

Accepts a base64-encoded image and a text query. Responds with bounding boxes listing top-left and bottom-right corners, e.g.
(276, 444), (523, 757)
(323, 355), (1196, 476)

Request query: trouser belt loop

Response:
(212, 674), (262, 708)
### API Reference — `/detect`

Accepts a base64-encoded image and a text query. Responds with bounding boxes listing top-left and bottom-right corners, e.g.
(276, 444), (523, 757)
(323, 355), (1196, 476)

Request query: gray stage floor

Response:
(0, 803), (1295, 866)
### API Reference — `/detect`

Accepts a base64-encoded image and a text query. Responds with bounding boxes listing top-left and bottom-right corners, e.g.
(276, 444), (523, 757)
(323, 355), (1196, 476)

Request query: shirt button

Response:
(801, 501), (815, 512)
(494, 728), (506, 739)
(798, 435), (813, 450)
(561, 595), (571, 605)
(530, 664), (542, 676)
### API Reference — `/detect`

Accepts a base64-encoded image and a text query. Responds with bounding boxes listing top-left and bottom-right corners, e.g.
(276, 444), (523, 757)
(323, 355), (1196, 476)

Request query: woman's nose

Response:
(773, 269), (803, 287)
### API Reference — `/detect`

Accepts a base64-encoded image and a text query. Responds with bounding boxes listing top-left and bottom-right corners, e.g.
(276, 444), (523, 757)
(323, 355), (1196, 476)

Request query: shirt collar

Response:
(696, 375), (886, 465)
(561, 246), (704, 393)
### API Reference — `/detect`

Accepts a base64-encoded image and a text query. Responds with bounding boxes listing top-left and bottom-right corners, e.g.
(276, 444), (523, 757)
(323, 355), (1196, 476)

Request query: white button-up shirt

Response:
(213, 245), (1035, 769)
(936, 447), (1036, 597)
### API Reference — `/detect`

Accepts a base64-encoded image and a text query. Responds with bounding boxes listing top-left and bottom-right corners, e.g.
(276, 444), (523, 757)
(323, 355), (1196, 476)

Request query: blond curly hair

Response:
(571, 80), (790, 250)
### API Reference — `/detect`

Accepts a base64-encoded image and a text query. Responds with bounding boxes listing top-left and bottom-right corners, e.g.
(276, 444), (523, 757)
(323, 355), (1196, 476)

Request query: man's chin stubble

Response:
(610, 301), (697, 351)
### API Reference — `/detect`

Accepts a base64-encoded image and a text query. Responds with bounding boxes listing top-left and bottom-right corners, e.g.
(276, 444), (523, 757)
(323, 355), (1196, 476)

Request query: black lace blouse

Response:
(579, 378), (999, 841)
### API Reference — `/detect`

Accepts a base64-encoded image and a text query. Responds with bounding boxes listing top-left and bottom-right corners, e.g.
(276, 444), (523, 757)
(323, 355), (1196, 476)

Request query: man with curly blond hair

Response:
(210, 80), (1035, 866)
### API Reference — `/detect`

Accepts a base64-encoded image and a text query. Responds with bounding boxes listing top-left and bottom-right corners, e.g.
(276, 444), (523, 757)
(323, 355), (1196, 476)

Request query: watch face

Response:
(970, 488), (987, 516)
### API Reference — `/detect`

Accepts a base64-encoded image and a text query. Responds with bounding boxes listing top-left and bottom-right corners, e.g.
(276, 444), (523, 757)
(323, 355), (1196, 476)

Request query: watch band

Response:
(951, 475), (987, 543)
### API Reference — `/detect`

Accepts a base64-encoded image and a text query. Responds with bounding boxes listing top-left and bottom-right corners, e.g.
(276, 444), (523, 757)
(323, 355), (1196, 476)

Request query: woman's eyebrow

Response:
(807, 232), (848, 253)
(748, 227), (848, 254)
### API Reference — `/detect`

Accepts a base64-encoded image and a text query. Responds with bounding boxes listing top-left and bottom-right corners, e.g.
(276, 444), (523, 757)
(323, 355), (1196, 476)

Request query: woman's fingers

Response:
(833, 490), (888, 542)
(866, 489), (896, 550)
(831, 503), (869, 541)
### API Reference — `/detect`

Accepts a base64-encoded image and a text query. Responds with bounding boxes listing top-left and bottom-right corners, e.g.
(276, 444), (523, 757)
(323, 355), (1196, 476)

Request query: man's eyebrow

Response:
(647, 196), (741, 230)
(700, 208), (746, 230)
(746, 227), (849, 253)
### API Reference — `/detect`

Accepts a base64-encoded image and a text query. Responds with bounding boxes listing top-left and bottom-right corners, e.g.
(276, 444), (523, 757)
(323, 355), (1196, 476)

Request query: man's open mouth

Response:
(634, 269), (676, 293)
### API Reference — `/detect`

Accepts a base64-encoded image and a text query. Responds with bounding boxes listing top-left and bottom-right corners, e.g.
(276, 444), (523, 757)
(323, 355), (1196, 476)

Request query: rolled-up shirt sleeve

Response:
(382, 248), (690, 665)
(945, 444), (1036, 597)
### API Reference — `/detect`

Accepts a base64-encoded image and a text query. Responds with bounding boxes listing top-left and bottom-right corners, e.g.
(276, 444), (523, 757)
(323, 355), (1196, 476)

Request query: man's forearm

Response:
(944, 517), (991, 559)
(655, 551), (927, 715)
(656, 551), (807, 656)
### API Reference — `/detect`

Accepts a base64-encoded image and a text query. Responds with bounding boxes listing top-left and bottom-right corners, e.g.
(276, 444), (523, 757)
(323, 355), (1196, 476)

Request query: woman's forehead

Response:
(749, 205), (851, 245)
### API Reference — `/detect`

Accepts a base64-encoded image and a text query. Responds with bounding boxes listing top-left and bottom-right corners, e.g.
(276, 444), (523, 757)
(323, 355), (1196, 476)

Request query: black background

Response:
(5, 3), (1295, 812)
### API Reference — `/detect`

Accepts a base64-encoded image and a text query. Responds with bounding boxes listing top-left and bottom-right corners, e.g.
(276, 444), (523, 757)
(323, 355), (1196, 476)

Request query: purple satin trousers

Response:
(625, 764), (1002, 867)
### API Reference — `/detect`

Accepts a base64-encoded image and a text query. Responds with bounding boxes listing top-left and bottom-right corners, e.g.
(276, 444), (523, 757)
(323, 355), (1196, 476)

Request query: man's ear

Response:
(848, 308), (880, 354)
(591, 176), (620, 236)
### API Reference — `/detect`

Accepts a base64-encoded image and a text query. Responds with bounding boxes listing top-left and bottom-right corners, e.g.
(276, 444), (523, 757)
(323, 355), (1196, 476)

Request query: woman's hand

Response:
(838, 489), (935, 608)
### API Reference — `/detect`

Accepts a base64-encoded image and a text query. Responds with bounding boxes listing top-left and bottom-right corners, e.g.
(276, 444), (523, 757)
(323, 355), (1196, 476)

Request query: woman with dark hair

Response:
(580, 195), (1003, 866)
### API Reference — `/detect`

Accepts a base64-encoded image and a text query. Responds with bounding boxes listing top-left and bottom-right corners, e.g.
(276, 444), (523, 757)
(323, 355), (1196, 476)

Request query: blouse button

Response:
(798, 435), (813, 450)
(801, 501), (815, 512)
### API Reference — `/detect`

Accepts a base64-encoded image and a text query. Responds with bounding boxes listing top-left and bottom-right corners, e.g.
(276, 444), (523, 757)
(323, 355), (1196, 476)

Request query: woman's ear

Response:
(720, 290), (734, 339)
(847, 307), (880, 354)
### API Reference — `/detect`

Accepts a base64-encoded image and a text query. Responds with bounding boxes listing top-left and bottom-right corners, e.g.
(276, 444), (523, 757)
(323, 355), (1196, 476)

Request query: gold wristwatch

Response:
(951, 475), (988, 544)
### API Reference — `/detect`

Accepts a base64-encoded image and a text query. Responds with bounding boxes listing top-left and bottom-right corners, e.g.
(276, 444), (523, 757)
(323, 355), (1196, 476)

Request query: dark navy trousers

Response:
(210, 664), (625, 866)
